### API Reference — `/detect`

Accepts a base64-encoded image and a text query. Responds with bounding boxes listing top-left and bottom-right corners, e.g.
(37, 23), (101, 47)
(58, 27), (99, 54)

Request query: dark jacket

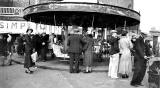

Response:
(24, 34), (33, 52)
(133, 36), (152, 60)
(32, 35), (41, 50)
(83, 36), (94, 52)
(67, 34), (85, 53)
(0, 38), (7, 56)
(40, 35), (48, 48)
(144, 40), (152, 57)
(109, 36), (120, 55)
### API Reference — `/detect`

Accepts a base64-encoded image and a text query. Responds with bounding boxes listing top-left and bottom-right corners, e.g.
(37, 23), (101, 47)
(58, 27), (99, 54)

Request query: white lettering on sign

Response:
(0, 7), (24, 17)
(0, 21), (62, 34)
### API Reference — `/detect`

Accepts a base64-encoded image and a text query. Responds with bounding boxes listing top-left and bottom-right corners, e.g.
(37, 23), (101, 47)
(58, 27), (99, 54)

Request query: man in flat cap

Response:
(67, 25), (86, 73)
(130, 31), (152, 87)
(108, 30), (120, 79)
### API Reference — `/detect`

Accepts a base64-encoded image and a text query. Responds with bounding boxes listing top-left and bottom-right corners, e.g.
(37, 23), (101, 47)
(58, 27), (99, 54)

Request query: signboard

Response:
(62, 0), (97, 3)
(0, 21), (62, 34)
(0, 7), (24, 17)
(99, 0), (133, 9)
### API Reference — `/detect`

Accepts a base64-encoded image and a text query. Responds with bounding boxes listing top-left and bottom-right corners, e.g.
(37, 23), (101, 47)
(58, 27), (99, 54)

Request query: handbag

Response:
(31, 52), (38, 62)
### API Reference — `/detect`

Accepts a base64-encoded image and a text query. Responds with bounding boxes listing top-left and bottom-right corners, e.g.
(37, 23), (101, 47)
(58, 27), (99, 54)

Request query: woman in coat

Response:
(118, 31), (133, 78)
(24, 29), (35, 74)
(84, 34), (94, 73)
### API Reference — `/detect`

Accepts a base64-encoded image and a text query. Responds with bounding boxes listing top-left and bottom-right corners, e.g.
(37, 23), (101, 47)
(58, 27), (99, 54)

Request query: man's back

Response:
(67, 34), (84, 53)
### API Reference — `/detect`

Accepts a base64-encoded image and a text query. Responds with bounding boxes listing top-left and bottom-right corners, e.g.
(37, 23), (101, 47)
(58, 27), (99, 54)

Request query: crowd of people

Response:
(66, 26), (153, 87)
(0, 25), (153, 87)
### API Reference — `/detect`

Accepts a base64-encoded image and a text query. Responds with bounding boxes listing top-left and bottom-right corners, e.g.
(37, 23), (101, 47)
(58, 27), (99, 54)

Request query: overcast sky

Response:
(134, 0), (160, 33)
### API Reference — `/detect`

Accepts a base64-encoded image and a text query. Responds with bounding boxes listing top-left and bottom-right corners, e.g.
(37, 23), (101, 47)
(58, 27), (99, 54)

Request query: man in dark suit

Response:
(40, 32), (48, 62)
(67, 26), (86, 73)
(130, 32), (152, 87)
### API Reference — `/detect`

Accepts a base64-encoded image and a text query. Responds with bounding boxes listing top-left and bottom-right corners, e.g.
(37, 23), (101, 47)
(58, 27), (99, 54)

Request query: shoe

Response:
(111, 77), (119, 79)
(70, 71), (74, 73)
(125, 75), (129, 78)
(137, 83), (144, 86)
(83, 71), (89, 73)
(130, 84), (140, 87)
(75, 70), (81, 73)
(88, 70), (92, 73)
(25, 70), (33, 74)
(122, 74), (129, 78)
(122, 75), (126, 78)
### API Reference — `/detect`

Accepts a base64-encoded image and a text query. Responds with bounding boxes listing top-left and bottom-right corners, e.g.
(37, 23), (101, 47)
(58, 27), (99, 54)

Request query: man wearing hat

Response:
(67, 25), (86, 73)
(40, 32), (48, 62)
(108, 30), (120, 79)
(130, 32), (152, 87)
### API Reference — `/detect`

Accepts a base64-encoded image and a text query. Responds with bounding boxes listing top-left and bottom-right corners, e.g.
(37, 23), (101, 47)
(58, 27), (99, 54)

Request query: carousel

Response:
(23, 1), (140, 60)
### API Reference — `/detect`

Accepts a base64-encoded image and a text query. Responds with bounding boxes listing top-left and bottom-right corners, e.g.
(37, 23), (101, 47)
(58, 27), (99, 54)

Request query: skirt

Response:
(24, 51), (35, 68)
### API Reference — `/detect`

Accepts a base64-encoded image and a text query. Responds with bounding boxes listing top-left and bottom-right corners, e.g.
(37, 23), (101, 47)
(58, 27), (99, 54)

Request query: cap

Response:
(110, 30), (117, 33)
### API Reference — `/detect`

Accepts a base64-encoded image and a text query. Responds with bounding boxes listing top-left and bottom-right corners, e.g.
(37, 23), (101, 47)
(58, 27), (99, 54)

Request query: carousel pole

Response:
(27, 17), (32, 29)
(114, 24), (117, 32)
(92, 15), (95, 27)
(54, 14), (57, 38)
(124, 20), (127, 30)
(91, 15), (95, 37)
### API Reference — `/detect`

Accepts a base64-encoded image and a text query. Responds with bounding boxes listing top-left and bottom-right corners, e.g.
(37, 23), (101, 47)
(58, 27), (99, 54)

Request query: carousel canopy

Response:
(23, 2), (140, 28)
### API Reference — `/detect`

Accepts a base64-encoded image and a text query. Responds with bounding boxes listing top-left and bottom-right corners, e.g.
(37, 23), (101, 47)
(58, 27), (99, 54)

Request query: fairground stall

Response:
(23, 0), (140, 60)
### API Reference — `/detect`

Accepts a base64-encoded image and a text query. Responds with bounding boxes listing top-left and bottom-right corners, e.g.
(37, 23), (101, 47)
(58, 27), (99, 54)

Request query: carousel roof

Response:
(23, 2), (140, 28)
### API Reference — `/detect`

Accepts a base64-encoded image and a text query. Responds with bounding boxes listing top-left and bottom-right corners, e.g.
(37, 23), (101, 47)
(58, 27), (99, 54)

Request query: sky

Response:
(134, 0), (160, 33)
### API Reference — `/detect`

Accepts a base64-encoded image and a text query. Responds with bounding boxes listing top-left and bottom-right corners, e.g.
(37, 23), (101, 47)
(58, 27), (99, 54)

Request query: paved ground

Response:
(0, 54), (149, 88)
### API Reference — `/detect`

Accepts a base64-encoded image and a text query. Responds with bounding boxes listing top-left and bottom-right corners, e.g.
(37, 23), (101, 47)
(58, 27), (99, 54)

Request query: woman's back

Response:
(119, 37), (132, 51)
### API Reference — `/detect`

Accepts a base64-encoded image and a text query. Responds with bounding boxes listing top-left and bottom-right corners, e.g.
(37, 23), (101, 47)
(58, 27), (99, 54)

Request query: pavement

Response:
(0, 53), (149, 88)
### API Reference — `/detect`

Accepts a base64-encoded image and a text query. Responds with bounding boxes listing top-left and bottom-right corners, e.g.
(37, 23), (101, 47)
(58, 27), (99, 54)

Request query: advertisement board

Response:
(99, 0), (133, 9)
(0, 21), (62, 34)
(0, 7), (24, 17)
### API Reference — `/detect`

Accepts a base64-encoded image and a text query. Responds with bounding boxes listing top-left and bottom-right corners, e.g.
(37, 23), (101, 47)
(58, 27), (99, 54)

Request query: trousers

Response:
(131, 55), (147, 85)
(108, 53), (119, 78)
(69, 53), (80, 73)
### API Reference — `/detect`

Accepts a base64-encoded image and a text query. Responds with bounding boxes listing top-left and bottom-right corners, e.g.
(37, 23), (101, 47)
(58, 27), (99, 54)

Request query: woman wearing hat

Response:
(24, 28), (35, 74)
(118, 30), (133, 78)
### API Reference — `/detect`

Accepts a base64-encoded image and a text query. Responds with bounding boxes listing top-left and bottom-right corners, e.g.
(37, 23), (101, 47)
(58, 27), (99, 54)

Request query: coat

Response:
(24, 35), (33, 53)
(24, 34), (35, 68)
(133, 36), (146, 60)
(108, 36), (120, 55)
(84, 36), (94, 66)
(118, 36), (133, 74)
(67, 34), (85, 53)
(40, 35), (48, 49)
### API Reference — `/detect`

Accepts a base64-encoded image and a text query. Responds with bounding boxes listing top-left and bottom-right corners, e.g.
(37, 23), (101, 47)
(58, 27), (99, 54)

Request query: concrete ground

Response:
(0, 53), (148, 88)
